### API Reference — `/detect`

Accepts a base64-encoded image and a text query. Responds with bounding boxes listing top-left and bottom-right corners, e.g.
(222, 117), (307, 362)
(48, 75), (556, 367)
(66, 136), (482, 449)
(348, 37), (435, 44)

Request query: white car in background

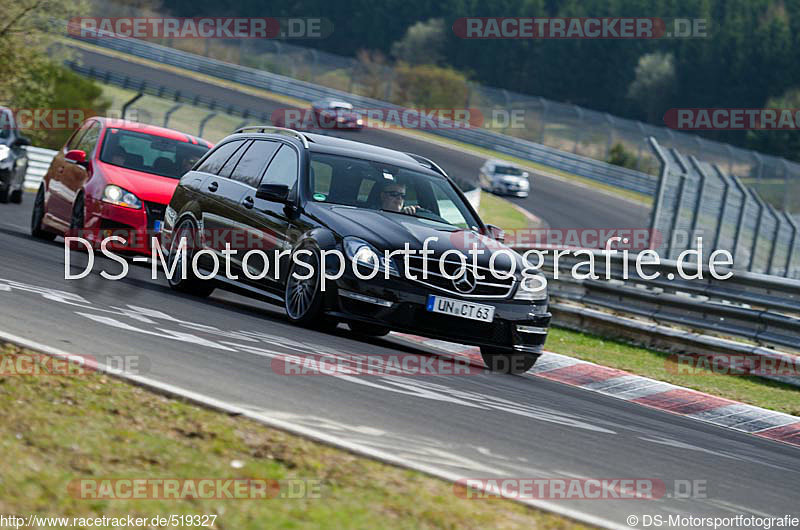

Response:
(479, 159), (530, 198)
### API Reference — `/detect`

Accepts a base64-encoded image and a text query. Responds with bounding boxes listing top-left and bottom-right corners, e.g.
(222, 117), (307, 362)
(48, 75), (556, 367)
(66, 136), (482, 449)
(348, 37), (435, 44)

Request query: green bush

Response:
(606, 142), (639, 170)
(18, 65), (110, 150)
(393, 63), (469, 108)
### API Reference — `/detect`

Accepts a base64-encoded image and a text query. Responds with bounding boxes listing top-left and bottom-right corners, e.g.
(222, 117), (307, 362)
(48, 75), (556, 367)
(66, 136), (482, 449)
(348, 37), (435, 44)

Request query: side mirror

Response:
(486, 224), (505, 243)
(12, 136), (31, 148)
(65, 149), (88, 166)
(256, 183), (290, 203)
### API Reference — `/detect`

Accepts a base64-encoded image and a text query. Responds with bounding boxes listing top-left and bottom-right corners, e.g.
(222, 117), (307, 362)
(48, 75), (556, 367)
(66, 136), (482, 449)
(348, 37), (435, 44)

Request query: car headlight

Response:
(102, 185), (142, 209)
(356, 118), (363, 125)
(0, 145), (9, 163)
(343, 237), (399, 276)
(514, 274), (548, 301)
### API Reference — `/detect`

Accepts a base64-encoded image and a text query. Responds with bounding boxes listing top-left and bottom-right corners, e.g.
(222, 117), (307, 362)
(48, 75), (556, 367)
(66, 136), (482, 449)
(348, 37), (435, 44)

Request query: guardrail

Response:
(517, 247), (800, 387)
(23, 146), (56, 191)
(67, 32), (659, 196)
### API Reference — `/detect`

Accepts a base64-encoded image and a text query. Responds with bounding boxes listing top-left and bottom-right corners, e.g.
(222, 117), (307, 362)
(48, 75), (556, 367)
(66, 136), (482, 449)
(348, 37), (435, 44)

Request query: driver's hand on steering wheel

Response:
(402, 205), (422, 214)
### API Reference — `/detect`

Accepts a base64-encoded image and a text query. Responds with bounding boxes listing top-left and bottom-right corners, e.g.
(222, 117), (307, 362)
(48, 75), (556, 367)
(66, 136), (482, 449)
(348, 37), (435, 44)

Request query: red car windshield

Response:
(99, 128), (210, 179)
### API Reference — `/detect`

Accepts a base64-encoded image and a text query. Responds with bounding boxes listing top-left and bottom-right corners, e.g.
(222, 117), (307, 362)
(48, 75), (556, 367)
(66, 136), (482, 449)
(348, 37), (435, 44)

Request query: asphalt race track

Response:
(73, 47), (649, 231)
(1, 197), (798, 528)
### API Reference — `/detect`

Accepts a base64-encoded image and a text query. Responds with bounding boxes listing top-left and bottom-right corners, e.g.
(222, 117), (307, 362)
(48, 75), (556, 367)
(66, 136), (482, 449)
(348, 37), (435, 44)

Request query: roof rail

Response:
(404, 152), (448, 177)
(234, 126), (310, 148)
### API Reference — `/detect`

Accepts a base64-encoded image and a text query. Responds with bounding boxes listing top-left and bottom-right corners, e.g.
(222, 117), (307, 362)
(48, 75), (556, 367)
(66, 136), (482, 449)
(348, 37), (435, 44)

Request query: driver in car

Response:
(380, 182), (421, 214)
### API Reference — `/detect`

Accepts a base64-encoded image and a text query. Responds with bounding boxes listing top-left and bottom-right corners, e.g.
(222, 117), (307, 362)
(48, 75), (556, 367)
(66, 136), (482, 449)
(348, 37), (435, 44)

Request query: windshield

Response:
(494, 165), (524, 176)
(309, 152), (480, 230)
(99, 128), (210, 179)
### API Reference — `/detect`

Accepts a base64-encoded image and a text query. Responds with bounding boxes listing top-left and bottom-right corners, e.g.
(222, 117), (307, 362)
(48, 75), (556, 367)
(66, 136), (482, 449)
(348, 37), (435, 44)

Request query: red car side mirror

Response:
(65, 149), (88, 166)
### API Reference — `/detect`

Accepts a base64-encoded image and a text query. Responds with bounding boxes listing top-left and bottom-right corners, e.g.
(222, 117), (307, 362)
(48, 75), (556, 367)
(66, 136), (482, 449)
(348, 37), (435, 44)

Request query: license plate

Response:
(153, 220), (163, 233)
(426, 295), (495, 323)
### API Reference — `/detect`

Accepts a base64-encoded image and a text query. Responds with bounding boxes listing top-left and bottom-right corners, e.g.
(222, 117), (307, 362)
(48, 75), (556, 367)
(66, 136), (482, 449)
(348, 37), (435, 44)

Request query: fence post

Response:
(667, 149), (691, 259)
(727, 171), (750, 267)
(572, 105), (583, 154)
(163, 103), (183, 128)
(122, 93), (144, 120)
(198, 112), (218, 138)
(647, 137), (670, 251)
(763, 202), (782, 275)
(688, 156), (708, 250)
(747, 189), (765, 272)
(711, 165), (731, 252)
(539, 98), (549, 144)
(784, 213), (798, 278)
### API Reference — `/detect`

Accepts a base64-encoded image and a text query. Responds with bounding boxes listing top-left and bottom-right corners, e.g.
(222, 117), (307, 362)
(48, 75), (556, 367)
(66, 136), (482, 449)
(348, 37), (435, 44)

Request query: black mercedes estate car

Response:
(161, 127), (550, 373)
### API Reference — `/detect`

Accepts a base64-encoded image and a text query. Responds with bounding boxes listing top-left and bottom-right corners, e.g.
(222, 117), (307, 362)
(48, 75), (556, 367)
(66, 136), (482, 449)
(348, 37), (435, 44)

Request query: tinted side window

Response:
(197, 140), (245, 175)
(218, 140), (251, 179)
(261, 145), (299, 188)
(230, 140), (280, 188)
(76, 122), (102, 156)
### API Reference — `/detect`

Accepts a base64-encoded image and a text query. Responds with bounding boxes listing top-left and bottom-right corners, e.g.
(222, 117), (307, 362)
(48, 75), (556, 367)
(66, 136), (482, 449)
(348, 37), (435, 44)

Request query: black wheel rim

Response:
(286, 250), (319, 320)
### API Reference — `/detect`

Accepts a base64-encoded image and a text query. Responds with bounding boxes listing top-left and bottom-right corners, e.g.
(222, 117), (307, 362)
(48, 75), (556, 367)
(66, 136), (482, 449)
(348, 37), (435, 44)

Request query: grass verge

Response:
(545, 328), (800, 416)
(0, 343), (588, 529)
(478, 192), (530, 231)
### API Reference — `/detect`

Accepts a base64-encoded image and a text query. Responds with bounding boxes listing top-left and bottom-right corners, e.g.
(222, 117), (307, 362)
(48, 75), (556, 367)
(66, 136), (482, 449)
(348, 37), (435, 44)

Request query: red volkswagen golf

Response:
(30, 118), (212, 254)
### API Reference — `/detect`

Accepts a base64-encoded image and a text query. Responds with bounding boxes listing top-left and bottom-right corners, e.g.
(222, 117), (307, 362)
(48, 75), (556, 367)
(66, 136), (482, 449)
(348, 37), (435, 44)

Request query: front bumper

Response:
(494, 181), (529, 197)
(82, 198), (167, 255)
(328, 273), (550, 353)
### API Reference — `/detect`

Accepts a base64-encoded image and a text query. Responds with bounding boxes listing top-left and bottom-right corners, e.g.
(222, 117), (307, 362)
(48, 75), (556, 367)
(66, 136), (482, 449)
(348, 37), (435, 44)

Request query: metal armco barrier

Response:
(23, 146), (56, 191)
(649, 138), (800, 278)
(66, 31), (659, 196)
(517, 247), (800, 386)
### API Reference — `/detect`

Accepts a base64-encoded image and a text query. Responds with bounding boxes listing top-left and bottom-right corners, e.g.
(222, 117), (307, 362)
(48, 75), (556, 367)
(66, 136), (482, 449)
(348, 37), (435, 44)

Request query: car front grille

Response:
(144, 202), (166, 232)
(401, 255), (515, 298)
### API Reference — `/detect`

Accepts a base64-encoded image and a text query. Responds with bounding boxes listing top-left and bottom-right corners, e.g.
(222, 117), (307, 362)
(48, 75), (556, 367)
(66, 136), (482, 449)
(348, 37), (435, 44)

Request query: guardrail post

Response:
(121, 93), (144, 120)
(163, 103), (183, 128)
(198, 112), (218, 138)
(712, 165), (731, 251)
(747, 189), (765, 272)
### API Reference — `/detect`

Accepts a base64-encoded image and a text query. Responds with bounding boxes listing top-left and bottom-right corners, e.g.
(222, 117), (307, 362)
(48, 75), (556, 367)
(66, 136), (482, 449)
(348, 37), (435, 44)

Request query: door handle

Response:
(208, 181), (219, 192)
(243, 196), (254, 209)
